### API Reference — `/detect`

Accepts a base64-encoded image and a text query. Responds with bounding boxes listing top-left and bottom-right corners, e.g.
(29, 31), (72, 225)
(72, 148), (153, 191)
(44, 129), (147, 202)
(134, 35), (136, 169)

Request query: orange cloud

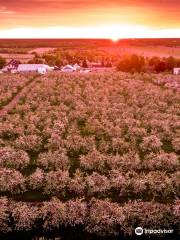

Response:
(0, 0), (180, 37)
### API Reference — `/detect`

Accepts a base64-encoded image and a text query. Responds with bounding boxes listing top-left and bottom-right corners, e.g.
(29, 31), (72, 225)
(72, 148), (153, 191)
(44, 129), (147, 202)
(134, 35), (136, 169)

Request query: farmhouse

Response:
(173, 68), (180, 75)
(2, 59), (20, 72)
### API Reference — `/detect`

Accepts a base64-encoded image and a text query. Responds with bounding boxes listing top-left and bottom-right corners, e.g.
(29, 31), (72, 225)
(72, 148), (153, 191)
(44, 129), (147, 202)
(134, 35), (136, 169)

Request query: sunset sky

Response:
(0, 0), (180, 39)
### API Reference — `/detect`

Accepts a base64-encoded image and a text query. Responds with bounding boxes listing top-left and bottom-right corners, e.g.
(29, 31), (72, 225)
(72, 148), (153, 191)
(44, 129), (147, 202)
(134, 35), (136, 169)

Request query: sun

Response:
(111, 36), (119, 42)
(105, 25), (122, 41)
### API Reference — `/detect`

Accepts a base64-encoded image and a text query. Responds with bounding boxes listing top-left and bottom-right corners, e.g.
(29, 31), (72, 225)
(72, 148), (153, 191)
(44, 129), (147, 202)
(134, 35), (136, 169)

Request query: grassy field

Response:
(0, 53), (34, 63)
(0, 72), (179, 239)
(101, 45), (180, 58)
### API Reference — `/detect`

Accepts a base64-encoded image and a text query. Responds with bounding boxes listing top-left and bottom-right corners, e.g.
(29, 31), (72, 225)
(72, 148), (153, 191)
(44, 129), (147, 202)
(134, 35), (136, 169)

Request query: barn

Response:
(17, 64), (54, 73)
(2, 60), (54, 74)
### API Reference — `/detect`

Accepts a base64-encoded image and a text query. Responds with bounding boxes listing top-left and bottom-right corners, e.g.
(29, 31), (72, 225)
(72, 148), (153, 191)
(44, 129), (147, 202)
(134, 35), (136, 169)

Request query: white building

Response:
(17, 64), (54, 73)
(2, 60), (54, 74)
(173, 68), (180, 75)
(61, 65), (76, 73)
(73, 63), (81, 71)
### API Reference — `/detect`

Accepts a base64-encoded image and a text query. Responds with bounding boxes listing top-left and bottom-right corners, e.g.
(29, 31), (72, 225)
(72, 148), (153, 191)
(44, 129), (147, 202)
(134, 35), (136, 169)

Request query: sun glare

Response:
(111, 37), (119, 42)
(0, 25), (180, 39)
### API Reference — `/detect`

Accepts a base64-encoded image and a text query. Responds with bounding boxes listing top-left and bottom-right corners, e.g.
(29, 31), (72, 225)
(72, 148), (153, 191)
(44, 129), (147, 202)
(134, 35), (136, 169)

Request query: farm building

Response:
(2, 60), (53, 74)
(17, 64), (54, 73)
(2, 60), (21, 72)
(61, 64), (82, 72)
(73, 63), (81, 70)
(173, 68), (180, 75)
(61, 65), (76, 72)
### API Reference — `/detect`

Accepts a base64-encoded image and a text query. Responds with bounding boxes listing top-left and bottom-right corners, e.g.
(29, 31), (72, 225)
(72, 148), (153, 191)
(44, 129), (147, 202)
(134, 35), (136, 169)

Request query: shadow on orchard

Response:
(0, 228), (177, 240)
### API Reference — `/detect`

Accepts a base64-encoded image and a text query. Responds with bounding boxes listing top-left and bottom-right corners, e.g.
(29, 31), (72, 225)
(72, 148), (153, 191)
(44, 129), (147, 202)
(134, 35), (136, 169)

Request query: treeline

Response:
(0, 39), (112, 48)
(117, 38), (180, 47)
(0, 56), (6, 69)
(29, 52), (180, 73)
(1, 50), (180, 73)
(117, 55), (180, 73)
(28, 49), (115, 67)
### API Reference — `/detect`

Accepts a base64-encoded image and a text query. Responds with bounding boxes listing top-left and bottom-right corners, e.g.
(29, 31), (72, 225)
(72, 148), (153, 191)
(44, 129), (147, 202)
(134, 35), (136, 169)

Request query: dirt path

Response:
(0, 75), (38, 118)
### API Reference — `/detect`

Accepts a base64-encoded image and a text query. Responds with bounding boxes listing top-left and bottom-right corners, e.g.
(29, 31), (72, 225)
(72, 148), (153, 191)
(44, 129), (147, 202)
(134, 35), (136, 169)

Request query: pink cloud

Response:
(0, 0), (180, 29)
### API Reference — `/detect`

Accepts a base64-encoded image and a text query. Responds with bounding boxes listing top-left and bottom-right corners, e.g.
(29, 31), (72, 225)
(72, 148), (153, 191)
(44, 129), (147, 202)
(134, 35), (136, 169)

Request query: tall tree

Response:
(0, 56), (6, 69)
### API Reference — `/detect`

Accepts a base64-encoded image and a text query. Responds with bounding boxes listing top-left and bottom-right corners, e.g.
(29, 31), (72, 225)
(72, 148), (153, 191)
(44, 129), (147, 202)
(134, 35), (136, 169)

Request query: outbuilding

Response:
(173, 68), (180, 75)
(73, 63), (81, 71)
(61, 65), (76, 73)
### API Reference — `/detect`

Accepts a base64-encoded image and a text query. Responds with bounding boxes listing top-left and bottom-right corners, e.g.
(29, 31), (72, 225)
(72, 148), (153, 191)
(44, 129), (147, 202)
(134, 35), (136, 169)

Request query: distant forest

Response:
(0, 38), (180, 48)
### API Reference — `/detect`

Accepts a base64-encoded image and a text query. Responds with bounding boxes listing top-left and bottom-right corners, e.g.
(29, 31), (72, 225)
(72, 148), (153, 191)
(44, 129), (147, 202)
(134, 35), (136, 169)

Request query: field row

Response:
(0, 168), (179, 201)
(0, 147), (179, 172)
(0, 197), (179, 236)
(152, 74), (180, 90)
(0, 74), (36, 109)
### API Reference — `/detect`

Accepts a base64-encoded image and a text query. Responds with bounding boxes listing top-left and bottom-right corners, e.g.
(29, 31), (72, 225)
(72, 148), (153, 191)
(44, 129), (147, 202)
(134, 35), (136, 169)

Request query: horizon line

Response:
(0, 37), (180, 40)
